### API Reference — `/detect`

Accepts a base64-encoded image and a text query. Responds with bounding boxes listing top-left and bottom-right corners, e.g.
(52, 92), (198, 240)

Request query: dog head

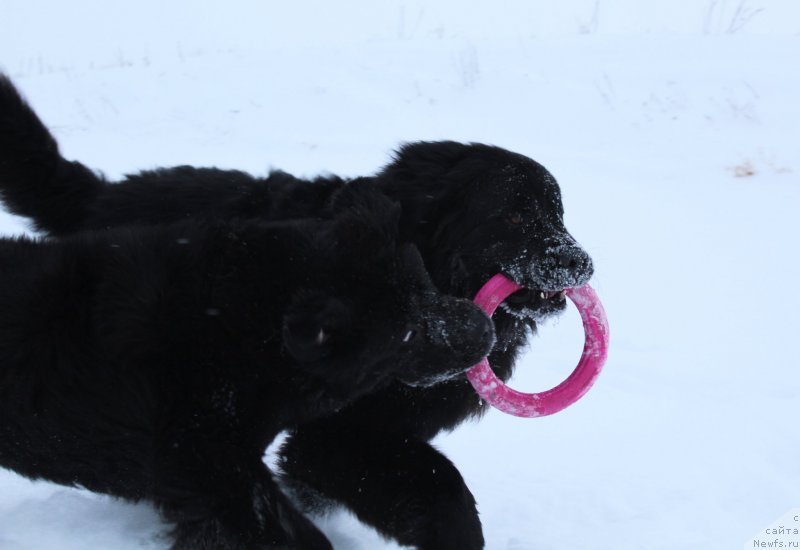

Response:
(378, 141), (593, 323)
(283, 181), (495, 397)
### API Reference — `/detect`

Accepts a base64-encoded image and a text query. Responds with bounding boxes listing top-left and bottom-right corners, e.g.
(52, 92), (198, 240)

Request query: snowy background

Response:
(1, 1), (798, 549)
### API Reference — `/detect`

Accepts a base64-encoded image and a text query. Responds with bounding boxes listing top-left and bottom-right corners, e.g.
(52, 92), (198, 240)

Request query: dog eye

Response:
(506, 212), (525, 226)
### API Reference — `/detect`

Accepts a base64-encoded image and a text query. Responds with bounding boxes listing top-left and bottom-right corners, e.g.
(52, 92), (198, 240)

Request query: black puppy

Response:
(0, 181), (494, 550)
(0, 74), (593, 549)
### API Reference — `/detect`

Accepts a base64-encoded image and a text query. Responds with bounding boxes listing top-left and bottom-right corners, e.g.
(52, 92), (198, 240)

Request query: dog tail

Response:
(0, 74), (105, 234)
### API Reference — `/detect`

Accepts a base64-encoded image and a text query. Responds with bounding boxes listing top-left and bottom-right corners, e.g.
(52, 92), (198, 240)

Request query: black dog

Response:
(0, 74), (594, 549)
(0, 180), (495, 549)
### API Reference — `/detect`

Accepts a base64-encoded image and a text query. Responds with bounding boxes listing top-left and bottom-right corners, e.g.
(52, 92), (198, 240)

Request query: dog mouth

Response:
(498, 283), (569, 321)
(506, 288), (567, 304)
(450, 255), (580, 321)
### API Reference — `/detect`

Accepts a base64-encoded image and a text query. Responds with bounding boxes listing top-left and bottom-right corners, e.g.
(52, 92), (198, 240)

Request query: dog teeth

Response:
(538, 290), (565, 300)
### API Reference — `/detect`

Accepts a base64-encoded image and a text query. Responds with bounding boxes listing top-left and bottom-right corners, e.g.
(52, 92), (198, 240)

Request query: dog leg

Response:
(155, 436), (332, 550)
(280, 421), (484, 550)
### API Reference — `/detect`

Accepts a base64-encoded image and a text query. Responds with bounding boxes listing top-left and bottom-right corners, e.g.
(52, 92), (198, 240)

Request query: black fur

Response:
(0, 74), (594, 549)
(0, 181), (495, 549)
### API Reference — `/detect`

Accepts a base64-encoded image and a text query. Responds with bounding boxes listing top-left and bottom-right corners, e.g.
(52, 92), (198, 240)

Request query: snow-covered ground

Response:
(1, 2), (798, 549)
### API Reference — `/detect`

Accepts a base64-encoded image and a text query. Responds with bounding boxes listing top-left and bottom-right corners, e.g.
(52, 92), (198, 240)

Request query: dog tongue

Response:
(466, 274), (609, 418)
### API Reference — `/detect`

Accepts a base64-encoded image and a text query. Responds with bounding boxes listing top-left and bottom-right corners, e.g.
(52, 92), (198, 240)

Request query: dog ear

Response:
(373, 141), (479, 234)
(380, 141), (472, 184)
(282, 291), (352, 363)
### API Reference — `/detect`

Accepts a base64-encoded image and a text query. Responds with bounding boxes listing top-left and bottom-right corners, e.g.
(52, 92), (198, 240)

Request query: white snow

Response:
(1, 1), (798, 549)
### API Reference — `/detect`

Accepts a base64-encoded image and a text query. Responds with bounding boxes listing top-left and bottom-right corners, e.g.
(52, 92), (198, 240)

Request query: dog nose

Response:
(557, 249), (580, 269)
(465, 307), (494, 347)
(449, 304), (495, 364)
(548, 244), (594, 287)
(567, 248), (594, 284)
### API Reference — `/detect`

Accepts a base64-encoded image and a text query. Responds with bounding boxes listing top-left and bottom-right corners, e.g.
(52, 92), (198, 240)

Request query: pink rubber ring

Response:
(466, 274), (609, 418)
